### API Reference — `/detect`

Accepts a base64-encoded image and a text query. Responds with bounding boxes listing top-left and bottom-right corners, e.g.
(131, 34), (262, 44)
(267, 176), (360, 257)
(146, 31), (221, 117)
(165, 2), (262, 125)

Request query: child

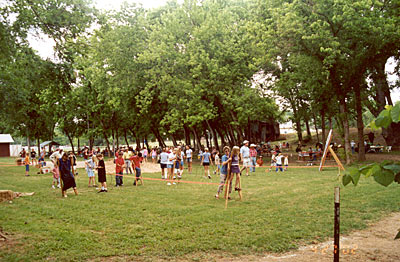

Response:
(284, 155), (289, 171)
(213, 151), (221, 176)
(85, 154), (96, 187)
(228, 146), (241, 197)
(51, 164), (60, 188)
(275, 153), (284, 172)
(31, 149), (38, 166)
(215, 146), (232, 199)
(256, 156), (263, 167)
(201, 148), (213, 179)
(96, 154), (107, 192)
(115, 152), (125, 187)
(24, 154), (30, 176)
(179, 147), (185, 177)
(269, 152), (276, 171)
(130, 152), (143, 186)
(166, 147), (175, 185)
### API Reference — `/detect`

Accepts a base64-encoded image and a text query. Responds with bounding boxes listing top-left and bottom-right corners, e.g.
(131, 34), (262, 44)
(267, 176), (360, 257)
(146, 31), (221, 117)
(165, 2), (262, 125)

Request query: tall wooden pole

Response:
(334, 187), (340, 262)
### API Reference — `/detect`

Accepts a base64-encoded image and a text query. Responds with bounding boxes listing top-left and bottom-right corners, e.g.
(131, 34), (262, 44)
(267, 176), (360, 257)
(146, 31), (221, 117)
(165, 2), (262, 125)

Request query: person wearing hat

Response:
(249, 144), (257, 173)
(240, 140), (251, 176)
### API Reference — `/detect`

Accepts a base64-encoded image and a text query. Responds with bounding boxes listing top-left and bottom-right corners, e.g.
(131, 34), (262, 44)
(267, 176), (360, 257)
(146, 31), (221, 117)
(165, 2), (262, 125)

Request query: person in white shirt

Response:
(185, 145), (193, 174)
(275, 153), (284, 172)
(240, 140), (251, 176)
(167, 148), (176, 185)
(160, 148), (169, 179)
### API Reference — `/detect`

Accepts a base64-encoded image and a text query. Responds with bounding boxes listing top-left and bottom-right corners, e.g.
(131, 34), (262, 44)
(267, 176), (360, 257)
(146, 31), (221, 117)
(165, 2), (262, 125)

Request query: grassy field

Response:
(0, 157), (399, 261)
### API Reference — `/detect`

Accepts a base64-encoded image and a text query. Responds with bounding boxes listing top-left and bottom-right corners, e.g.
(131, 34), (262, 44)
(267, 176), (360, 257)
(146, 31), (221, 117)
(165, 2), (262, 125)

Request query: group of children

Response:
(270, 152), (289, 172)
(114, 150), (144, 188)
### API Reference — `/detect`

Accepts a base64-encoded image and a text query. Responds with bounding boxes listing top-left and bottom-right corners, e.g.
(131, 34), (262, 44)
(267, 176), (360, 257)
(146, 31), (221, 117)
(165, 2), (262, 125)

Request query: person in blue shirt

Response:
(200, 148), (213, 179)
(215, 146), (232, 199)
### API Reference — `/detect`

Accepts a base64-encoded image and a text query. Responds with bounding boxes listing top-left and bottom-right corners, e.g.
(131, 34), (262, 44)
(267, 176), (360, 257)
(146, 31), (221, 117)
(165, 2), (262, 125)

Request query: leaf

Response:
(383, 164), (400, 174)
(359, 164), (374, 175)
(348, 167), (361, 186)
(395, 230), (400, 240)
(365, 164), (381, 178)
(342, 174), (352, 186)
(373, 170), (395, 187)
(391, 103), (400, 123)
(375, 109), (392, 128)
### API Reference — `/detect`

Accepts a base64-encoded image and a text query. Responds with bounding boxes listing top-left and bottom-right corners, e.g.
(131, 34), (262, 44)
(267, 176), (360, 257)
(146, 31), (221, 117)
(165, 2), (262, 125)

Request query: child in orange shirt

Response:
(24, 154), (30, 176)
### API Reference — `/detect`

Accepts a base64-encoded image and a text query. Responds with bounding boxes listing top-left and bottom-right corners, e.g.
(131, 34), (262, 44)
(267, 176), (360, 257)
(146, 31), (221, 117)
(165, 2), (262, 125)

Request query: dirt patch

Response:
(217, 212), (400, 262)
(76, 160), (161, 174)
(365, 153), (400, 162)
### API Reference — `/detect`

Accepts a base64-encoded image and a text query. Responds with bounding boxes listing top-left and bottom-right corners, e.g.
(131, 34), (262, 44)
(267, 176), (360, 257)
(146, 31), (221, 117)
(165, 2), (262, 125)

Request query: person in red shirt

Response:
(130, 152), (143, 186)
(115, 152), (125, 187)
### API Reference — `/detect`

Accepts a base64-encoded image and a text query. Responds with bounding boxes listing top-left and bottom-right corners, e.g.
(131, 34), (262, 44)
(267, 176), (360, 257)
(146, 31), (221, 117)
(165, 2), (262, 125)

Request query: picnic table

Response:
(368, 145), (384, 153)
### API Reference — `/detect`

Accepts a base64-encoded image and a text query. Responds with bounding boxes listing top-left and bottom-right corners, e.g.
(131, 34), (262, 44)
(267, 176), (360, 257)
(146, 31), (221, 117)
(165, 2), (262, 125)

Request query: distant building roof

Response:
(0, 134), (14, 143)
(40, 141), (60, 147)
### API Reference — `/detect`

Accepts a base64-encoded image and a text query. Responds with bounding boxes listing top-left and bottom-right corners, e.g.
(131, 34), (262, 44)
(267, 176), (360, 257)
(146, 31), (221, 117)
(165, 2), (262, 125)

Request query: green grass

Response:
(0, 157), (399, 261)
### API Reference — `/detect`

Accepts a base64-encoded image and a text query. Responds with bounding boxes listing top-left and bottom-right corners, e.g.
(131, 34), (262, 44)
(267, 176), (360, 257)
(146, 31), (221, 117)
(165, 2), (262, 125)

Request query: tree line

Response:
(0, 0), (399, 164)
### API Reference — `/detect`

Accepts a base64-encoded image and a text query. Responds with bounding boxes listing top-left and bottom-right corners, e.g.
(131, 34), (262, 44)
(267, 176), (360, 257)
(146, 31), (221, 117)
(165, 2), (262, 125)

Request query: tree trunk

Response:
(354, 85), (366, 161)
(116, 129), (119, 149)
(144, 136), (150, 150)
(77, 137), (80, 153)
(183, 125), (191, 146)
(228, 124), (237, 145)
(152, 128), (166, 148)
(205, 133), (210, 149)
(193, 128), (202, 152)
(102, 130), (111, 155)
(305, 119), (312, 138)
(37, 138), (40, 156)
(321, 110), (326, 145)
(295, 119), (303, 142)
(171, 134), (178, 147)
(206, 120), (219, 151)
(313, 113), (319, 143)
(66, 133), (75, 154)
(339, 97), (351, 165)
(216, 128), (226, 148)
(329, 117), (333, 129)
(124, 130), (130, 148)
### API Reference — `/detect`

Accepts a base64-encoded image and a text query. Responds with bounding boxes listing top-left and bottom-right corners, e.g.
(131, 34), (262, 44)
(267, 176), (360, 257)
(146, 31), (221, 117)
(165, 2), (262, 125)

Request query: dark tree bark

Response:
(216, 128), (226, 148)
(152, 128), (166, 148)
(37, 138), (40, 156)
(193, 128), (202, 151)
(116, 129), (119, 149)
(66, 133), (75, 154)
(183, 125), (191, 146)
(206, 120), (219, 151)
(339, 97), (351, 165)
(313, 113), (320, 143)
(295, 119), (303, 142)
(354, 84), (366, 161)
(171, 134), (178, 147)
(144, 136), (150, 150)
(124, 130), (130, 148)
(321, 109), (326, 145)
(102, 130), (111, 155)
(305, 118), (312, 138)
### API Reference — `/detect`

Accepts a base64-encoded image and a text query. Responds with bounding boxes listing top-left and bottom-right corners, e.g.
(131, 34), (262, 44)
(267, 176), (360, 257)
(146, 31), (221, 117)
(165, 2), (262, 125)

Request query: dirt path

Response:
(217, 212), (400, 262)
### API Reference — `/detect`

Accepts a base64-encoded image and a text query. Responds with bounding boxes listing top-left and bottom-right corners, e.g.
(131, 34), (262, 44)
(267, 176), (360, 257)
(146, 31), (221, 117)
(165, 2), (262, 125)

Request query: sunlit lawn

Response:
(0, 157), (399, 261)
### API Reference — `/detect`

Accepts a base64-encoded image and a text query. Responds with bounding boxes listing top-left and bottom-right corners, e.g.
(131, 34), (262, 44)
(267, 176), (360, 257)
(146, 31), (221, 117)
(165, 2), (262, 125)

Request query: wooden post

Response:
(334, 187), (340, 262)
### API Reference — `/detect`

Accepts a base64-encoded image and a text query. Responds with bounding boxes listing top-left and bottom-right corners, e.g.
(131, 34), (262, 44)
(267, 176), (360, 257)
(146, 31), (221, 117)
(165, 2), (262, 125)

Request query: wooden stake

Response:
(328, 146), (345, 171)
(238, 174), (242, 200)
(334, 187), (340, 262)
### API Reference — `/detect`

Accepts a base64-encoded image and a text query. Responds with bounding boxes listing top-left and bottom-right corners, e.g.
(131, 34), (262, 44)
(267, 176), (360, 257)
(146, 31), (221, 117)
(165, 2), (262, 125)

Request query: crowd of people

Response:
(19, 139), (297, 198)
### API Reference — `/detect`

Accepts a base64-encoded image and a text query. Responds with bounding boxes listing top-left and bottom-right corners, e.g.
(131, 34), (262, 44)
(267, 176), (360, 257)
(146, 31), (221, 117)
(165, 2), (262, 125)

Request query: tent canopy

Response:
(40, 141), (60, 148)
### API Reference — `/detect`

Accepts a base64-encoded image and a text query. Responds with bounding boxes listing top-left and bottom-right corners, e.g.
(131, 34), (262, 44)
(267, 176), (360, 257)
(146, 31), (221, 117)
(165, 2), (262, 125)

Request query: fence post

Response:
(334, 186), (340, 262)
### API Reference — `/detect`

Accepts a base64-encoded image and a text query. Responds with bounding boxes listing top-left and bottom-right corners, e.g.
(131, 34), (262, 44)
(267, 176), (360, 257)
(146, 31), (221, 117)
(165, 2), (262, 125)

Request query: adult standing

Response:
(240, 140), (251, 176)
(30, 148), (37, 166)
(160, 148), (169, 179)
(350, 140), (356, 154)
(123, 148), (133, 174)
(59, 153), (78, 198)
(249, 144), (257, 173)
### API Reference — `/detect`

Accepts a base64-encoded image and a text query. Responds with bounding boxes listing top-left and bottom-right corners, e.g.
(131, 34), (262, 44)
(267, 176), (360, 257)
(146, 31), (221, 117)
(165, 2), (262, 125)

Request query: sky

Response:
(14, 0), (400, 102)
